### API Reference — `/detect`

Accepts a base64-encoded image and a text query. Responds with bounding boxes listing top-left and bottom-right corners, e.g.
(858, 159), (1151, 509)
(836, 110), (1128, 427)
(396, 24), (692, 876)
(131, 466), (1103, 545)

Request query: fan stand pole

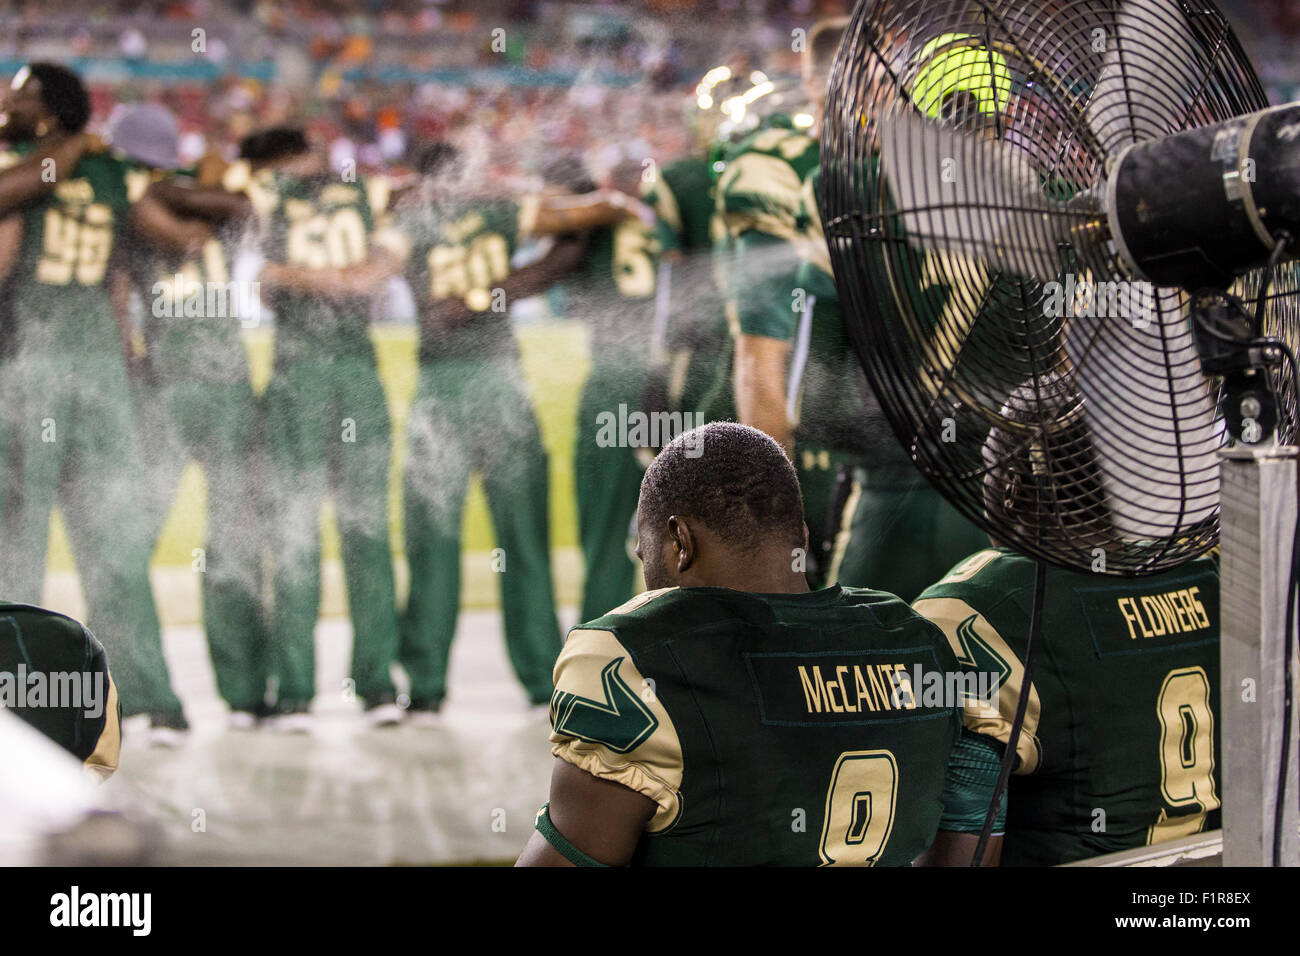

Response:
(1219, 445), (1300, 866)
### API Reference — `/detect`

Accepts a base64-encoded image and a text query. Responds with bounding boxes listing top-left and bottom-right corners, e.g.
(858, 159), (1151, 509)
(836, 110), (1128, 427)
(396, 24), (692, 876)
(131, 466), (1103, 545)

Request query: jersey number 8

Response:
(819, 749), (898, 866)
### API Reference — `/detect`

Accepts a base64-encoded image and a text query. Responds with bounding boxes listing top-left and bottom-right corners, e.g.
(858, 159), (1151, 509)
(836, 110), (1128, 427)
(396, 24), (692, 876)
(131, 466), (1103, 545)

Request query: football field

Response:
(42, 319), (606, 624)
(107, 609), (571, 865)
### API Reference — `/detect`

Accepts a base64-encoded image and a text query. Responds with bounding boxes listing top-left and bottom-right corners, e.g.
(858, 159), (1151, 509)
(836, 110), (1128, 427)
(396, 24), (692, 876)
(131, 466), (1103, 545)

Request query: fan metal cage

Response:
(821, 0), (1298, 575)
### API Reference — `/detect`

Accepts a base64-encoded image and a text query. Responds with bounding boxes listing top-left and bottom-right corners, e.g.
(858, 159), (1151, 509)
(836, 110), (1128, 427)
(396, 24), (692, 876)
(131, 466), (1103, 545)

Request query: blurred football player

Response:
(0, 63), (199, 741)
(517, 422), (962, 866)
(825, 32), (1005, 600)
(714, 20), (877, 591)
(638, 64), (747, 432)
(396, 142), (649, 721)
(914, 377), (1221, 865)
(241, 126), (406, 727)
(548, 155), (666, 622)
(109, 105), (272, 729)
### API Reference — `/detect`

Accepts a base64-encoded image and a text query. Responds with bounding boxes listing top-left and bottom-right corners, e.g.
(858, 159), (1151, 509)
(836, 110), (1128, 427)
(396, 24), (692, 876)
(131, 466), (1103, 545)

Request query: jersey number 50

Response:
(429, 234), (509, 304)
(286, 207), (367, 269)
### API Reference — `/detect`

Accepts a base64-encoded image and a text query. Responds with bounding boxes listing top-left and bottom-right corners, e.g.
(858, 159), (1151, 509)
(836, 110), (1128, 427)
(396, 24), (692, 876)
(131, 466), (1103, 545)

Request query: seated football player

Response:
(0, 603), (120, 781)
(913, 377), (1221, 866)
(516, 422), (963, 867)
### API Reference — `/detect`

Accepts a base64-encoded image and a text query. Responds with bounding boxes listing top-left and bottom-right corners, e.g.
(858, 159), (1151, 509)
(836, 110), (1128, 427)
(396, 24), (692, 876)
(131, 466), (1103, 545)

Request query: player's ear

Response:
(667, 515), (695, 573)
(801, 522), (810, 552)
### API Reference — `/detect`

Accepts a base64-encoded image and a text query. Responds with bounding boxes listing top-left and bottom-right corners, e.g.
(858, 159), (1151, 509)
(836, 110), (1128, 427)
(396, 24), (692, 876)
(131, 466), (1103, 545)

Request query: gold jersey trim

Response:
(912, 595), (1043, 774)
(517, 193), (541, 237)
(83, 674), (120, 782)
(646, 174), (682, 236)
(550, 626), (684, 832)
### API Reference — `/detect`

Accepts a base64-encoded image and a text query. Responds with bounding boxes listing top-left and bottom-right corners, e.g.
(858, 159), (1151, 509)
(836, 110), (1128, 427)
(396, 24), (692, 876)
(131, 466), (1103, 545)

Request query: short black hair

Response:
(26, 62), (91, 134)
(640, 422), (804, 550)
(541, 154), (597, 195)
(412, 141), (460, 176)
(238, 126), (309, 162)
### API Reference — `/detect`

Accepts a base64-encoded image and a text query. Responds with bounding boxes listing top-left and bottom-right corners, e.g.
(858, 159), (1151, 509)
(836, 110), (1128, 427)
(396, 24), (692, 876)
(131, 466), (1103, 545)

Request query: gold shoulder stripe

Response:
(517, 193), (541, 237)
(605, 586), (678, 617)
(912, 596), (1042, 774)
(719, 152), (805, 231)
(550, 627), (684, 832)
(646, 176), (682, 236)
(126, 169), (152, 204)
(365, 175), (391, 216)
(221, 159), (251, 194)
(939, 549), (1003, 585)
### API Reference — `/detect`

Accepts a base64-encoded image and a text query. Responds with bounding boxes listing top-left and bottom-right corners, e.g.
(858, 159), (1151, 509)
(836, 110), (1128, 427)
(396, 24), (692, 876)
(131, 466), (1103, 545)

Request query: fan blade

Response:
(878, 109), (1067, 281)
(1087, 0), (1206, 150)
(1065, 287), (1222, 543)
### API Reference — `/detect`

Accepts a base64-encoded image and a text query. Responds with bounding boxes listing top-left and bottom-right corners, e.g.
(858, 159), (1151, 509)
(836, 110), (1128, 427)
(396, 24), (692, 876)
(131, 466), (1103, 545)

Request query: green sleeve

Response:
(642, 177), (684, 256)
(938, 729), (1007, 833)
(733, 231), (801, 340)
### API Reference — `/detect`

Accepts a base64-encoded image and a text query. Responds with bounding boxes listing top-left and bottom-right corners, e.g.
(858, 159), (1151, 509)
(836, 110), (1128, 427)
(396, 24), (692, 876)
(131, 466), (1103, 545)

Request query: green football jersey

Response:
(9, 151), (136, 349)
(548, 584), (962, 866)
(642, 156), (727, 348)
(913, 549), (1222, 865)
(254, 170), (393, 366)
(126, 165), (250, 384)
(0, 603), (120, 779)
(714, 118), (819, 341)
(398, 196), (526, 363)
(147, 235), (248, 383)
(645, 156), (716, 256)
(783, 166), (885, 460)
(571, 214), (660, 356)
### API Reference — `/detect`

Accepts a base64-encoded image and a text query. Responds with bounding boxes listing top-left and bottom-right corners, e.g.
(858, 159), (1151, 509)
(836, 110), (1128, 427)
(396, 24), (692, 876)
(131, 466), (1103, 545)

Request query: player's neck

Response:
(33, 128), (69, 150)
(684, 547), (811, 595)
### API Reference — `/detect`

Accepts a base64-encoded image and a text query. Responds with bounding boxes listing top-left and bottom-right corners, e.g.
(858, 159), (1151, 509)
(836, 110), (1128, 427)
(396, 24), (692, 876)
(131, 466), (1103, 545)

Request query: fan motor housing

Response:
(1109, 103), (1300, 288)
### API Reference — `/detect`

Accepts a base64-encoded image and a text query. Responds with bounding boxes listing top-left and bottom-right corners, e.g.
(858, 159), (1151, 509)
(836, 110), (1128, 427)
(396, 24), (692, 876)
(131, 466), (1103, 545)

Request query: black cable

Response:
(971, 559), (1046, 866)
(1253, 233), (1292, 338)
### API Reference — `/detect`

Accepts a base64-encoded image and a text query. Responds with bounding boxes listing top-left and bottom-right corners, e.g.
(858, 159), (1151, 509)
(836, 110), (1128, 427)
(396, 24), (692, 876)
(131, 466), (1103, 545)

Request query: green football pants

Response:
(830, 471), (991, 603)
(264, 354), (399, 707)
(4, 347), (181, 718)
(794, 444), (858, 591)
(575, 358), (648, 623)
(401, 355), (561, 706)
(134, 375), (269, 712)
